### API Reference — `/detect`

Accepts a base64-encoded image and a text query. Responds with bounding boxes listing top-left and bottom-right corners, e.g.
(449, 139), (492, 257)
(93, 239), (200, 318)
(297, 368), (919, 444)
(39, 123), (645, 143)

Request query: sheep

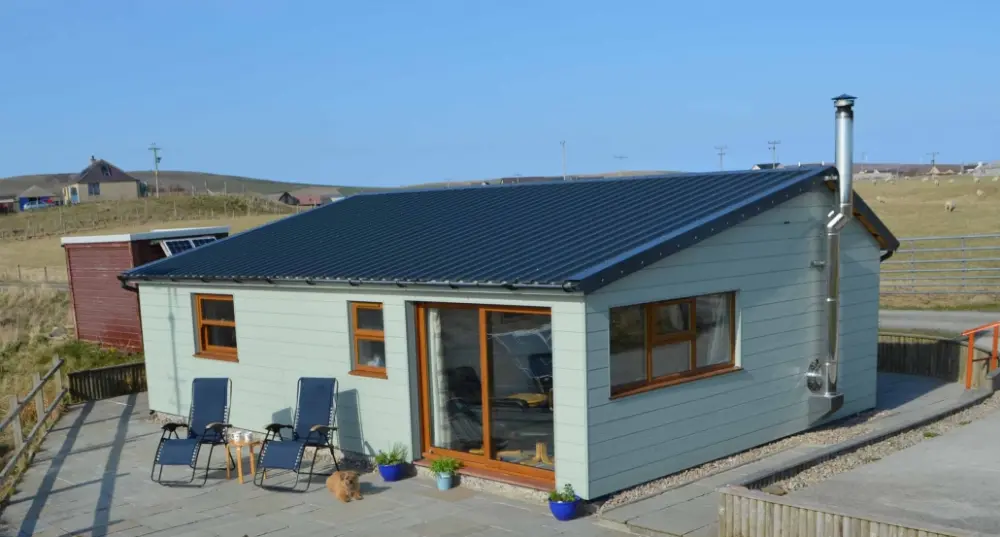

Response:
(974, 177), (982, 184)
(993, 176), (999, 182)
(921, 176), (929, 182)
(876, 196), (887, 204)
(945, 200), (956, 212)
(977, 189), (986, 198)
(933, 179), (940, 186)
(949, 178), (955, 183)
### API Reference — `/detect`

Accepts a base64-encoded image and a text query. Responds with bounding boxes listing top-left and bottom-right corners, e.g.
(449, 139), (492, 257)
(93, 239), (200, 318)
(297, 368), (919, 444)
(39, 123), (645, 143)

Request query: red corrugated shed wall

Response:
(65, 242), (145, 352)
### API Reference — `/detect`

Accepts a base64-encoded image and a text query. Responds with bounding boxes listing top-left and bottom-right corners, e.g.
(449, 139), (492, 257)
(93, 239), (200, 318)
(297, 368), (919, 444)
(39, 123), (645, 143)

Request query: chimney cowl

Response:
(90, 155), (96, 163)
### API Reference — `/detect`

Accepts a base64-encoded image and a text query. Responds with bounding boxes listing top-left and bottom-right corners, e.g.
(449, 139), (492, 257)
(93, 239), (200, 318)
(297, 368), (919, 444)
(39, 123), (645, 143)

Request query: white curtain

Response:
(427, 309), (451, 445)
(696, 294), (733, 366)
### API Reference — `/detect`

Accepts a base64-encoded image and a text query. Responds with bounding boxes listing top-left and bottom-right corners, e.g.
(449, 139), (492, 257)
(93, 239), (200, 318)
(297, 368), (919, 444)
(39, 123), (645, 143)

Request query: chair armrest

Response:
(162, 422), (189, 432)
(265, 423), (293, 433)
(205, 422), (232, 434)
(310, 425), (336, 434)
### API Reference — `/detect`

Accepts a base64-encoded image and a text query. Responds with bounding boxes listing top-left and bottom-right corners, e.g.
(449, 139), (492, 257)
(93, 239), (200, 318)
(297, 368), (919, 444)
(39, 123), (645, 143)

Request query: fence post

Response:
(43, 266), (48, 282)
(32, 372), (44, 422)
(6, 395), (23, 451)
(17, 265), (21, 281)
(52, 356), (63, 395)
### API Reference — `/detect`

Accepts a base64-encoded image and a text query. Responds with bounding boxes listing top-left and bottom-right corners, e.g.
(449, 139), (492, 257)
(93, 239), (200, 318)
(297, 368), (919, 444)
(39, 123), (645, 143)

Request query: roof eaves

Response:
(119, 272), (572, 292)
(820, 180), (899, 252)
(572, 167), (835, 294)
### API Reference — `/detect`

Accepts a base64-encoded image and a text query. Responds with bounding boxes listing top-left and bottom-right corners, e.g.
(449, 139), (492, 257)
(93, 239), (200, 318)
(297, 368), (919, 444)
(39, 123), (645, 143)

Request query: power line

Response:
(148, 143), (162, 198)
(613, 155), (627, 176)
(714, 145), (728, 171)
(767, 140), (781, 168)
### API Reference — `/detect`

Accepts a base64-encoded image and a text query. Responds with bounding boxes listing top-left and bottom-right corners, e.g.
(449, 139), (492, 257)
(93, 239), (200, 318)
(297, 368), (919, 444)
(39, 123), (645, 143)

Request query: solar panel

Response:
(191, 237), (218, 248)
(164, 239), (194, 255)
(159, 236), (221, 257)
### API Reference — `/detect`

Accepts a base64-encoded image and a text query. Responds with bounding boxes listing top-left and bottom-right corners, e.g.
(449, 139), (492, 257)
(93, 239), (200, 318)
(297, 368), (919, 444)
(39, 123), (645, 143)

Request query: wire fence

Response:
(881, 233), (1000, 295)
(0, 266), (67, 283)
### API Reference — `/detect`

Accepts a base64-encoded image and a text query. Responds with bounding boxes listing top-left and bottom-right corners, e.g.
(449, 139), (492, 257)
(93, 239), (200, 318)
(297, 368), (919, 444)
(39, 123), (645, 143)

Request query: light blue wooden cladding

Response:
(583, 186), (881, 498)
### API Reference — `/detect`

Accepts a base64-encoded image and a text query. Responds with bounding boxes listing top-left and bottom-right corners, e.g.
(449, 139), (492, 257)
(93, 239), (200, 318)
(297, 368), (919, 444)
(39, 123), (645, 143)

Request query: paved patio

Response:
(600, 372), (972, 536)
(0, 393), (624, 537)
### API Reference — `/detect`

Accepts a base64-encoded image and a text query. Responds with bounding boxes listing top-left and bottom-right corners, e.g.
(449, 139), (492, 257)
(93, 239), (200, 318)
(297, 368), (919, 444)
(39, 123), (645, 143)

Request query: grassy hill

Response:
(0, 169), (390, 198)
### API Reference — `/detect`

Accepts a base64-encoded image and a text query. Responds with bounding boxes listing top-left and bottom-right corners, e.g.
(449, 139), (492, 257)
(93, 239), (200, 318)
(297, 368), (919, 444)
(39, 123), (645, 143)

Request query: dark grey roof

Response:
(18, 185), (55, 198)
(74, 159), (140, 184)
(752, 163), (782, 170)
(123, 166), (898, 293)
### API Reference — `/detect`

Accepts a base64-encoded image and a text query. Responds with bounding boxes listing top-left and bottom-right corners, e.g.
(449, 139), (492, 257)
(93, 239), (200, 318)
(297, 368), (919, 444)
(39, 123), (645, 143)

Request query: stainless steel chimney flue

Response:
(809, 95), (855, 416)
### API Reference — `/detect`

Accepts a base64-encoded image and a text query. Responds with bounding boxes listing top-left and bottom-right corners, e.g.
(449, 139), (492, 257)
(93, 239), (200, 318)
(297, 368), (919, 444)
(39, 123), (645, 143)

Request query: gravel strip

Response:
(775, 392), (1000, 492)
(598, 406), (909, 513)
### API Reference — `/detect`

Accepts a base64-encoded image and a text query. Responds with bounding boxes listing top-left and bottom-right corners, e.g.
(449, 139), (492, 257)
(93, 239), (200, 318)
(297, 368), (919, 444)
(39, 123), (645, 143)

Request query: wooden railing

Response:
(68, 361), (147, 403)
(878, 331), (992, 387)
(961, 322), (1000, 389)
(0, 357), (68, 486)
(719, 486), (967, 537)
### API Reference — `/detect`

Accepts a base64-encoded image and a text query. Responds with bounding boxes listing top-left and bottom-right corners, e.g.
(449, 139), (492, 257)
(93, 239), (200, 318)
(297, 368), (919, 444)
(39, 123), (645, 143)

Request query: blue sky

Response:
(0, 1), (995, 187)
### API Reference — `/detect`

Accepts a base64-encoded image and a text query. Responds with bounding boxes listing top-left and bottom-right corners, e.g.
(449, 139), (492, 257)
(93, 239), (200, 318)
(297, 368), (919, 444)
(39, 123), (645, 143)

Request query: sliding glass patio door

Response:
(418, 304), (554, 479)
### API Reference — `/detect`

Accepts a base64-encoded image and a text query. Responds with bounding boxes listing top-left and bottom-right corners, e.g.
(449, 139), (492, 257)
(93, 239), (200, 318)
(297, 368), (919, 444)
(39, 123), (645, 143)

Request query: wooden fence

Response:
(0, 357), (68, 489)
(877, 331), (991, 387)
(719, 486), (969, 537)
(68, 361), (147, 403)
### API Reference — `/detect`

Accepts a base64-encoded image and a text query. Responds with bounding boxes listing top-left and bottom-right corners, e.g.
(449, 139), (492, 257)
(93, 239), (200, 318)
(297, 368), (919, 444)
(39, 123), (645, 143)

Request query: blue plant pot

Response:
(378, 463), (406, 482)
(548, 497), (581, 521)
(436, 473), (453, 491)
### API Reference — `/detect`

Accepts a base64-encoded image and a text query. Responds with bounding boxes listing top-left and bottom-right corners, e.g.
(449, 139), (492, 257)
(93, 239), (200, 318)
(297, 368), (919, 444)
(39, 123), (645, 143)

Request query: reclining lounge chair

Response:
(150, 377), (233, 485)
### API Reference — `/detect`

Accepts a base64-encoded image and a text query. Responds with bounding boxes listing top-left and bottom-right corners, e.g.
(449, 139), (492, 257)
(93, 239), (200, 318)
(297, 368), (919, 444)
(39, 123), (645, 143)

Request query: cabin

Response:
(121, 96), (897, 500)
(61, 227), (229, 352)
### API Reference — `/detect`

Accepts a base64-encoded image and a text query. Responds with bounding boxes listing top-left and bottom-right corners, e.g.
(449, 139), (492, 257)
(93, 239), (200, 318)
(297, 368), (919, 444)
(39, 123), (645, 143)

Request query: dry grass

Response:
(0, 215), (287, 280)
(0, 193), (294, 240)
(857, 176), (1000, 309)
(854, 176), (1000, 237)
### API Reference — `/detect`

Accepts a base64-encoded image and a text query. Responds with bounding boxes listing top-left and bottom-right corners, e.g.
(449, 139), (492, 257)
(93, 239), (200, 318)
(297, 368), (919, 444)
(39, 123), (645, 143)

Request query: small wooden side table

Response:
(226, 440), (263, 484)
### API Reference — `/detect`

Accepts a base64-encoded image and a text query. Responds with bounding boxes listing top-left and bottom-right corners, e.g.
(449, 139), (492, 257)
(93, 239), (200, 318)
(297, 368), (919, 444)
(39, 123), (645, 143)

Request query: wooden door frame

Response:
(415, 302), (555, 481)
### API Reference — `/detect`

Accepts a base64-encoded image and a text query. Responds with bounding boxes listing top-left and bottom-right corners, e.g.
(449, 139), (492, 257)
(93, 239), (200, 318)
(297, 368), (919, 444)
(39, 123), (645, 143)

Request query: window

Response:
(195, 294), (237, 361)
(87, 183), (101, 196)
(100, 164), (112, 177)
(609, 292), (735, 397)
(351, 302), (386, 378)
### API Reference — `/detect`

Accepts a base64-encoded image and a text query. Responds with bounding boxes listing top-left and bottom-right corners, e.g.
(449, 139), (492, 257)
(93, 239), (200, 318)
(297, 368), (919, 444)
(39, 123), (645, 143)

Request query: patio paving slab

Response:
(0, 393), (626, 537)
(600, 372), (972, 536)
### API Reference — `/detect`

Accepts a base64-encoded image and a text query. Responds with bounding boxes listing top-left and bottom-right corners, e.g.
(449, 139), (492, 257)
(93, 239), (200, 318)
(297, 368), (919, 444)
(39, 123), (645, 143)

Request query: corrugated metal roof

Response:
(124, 166), (898, 293)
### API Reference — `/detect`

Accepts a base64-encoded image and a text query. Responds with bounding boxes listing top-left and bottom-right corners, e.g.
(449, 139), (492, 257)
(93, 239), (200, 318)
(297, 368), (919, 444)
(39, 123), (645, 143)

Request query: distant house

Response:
(18, 185), (57, 210)
(267, 191), (299, 205)
(751, 163), (783, 170)
(62, 156), (142, 204)
(0, 193), (18, 214)
(295, 194), (323, 206)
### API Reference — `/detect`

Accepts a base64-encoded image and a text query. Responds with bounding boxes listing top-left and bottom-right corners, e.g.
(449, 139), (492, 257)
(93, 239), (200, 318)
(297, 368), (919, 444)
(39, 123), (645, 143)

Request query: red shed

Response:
(61, 226), (230, 352)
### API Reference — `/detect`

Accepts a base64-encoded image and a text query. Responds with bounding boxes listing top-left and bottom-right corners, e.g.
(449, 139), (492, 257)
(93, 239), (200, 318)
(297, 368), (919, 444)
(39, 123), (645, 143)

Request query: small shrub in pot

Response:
(374, 443), (408, 482)
(430, 457), (462, 490)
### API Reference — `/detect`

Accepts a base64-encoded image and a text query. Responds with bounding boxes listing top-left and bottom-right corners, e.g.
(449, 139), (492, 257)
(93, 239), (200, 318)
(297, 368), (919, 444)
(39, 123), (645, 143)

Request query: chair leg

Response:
(203, 445), (216, 486)
(328, 444), (340, 472)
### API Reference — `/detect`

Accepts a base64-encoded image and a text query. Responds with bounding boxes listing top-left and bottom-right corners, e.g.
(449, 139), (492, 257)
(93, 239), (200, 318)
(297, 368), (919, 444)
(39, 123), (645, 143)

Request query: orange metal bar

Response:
(992, 327), (999, 371)
(967, 334), (976, 389)
(961, 321), (1000, 337)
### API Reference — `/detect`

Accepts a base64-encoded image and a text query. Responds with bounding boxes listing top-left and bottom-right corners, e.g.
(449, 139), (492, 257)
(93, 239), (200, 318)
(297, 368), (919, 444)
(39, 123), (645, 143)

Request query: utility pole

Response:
(613, 155), (628, 176)
(560, 141), (567, 181)
(148, 143), (162, 198)
(927, 151), (939, 168)
(714, 145), (728, 171)
(767, 140), (781, 168)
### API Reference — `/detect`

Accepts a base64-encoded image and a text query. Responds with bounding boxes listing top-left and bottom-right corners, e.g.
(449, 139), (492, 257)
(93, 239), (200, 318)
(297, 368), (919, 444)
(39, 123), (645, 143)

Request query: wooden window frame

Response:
(350, 302), (387, 379)
(415, 302), (555, 483)
(611, 292), (738, 399)
(194, 294), (238, 362)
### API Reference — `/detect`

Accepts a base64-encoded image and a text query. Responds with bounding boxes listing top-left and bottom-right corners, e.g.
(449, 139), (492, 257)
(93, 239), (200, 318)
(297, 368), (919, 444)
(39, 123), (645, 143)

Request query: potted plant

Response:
(430, 457), (462, 490)
(374, 443), (408, 482)
(548, 483), (581, 521)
